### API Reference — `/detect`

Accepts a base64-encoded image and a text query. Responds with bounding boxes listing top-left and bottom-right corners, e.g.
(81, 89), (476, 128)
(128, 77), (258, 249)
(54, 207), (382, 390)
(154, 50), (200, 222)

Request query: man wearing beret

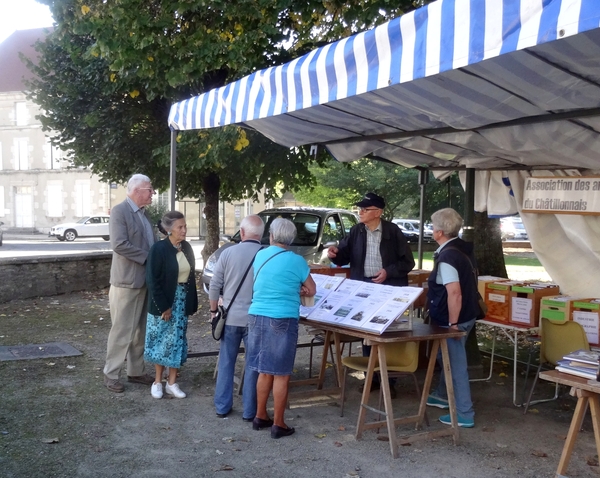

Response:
(327, 192), (415, 396)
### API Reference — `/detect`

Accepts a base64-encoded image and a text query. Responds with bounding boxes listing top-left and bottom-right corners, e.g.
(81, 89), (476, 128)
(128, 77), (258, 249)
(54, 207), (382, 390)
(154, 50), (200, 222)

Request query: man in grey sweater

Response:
(210, 215), (265, 420)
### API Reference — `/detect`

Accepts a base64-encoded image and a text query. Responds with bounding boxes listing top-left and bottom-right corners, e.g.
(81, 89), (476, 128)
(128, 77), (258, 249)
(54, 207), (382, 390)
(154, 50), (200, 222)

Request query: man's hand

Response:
(372, 268), (387, 284)
(327, 246), (339, 259)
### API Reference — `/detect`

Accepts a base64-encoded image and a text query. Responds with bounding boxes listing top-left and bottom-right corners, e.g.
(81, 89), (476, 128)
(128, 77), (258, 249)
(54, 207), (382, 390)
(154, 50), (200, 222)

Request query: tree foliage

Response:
(294, 159), (464, 220)
(29, 0), (426, 260)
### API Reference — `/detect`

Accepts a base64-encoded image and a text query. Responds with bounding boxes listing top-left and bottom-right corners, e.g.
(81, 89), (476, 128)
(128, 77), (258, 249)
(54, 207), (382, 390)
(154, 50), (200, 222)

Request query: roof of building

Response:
(0, 28), (53, 93)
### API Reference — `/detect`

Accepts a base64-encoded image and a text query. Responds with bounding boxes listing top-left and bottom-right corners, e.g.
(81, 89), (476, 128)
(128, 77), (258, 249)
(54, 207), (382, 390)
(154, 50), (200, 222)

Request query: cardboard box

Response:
(508, 283), (560, 327)
(539, 295), (592, 324)
(485, 281), (524, 322)
(478, 276), (509, 299)
(408, 269), (431, 309)
(309, 265), (352, 279)
(572, 299), (600, 347)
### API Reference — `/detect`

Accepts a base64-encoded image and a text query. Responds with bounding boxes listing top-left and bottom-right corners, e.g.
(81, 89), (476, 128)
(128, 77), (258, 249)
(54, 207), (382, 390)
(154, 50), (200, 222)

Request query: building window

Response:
(15, 138), (29, 170)
(75, 180), (91, 217)
(0, 186), (4, 217)
(43, 140), (63, 170)
(47, 183), (63, 217)
(15, 102), (28, 126)
(156, 191), (169, 209)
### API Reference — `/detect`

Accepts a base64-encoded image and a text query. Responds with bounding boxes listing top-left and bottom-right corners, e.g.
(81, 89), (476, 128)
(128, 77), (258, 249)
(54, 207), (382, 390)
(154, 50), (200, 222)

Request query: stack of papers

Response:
(301, 274), (423, 334)
(555, 349), (600, 380)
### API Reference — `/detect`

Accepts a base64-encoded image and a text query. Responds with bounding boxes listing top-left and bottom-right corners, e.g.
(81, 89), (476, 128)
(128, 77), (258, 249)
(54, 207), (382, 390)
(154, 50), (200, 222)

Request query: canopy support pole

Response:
(462, 168), (475, 242)
(417, 168), (428, 269)
(169, 130), (177, 211)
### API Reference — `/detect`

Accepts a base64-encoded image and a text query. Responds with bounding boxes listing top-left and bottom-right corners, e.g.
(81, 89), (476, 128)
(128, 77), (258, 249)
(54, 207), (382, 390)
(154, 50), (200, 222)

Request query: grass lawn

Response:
(414, 251), (549, 282)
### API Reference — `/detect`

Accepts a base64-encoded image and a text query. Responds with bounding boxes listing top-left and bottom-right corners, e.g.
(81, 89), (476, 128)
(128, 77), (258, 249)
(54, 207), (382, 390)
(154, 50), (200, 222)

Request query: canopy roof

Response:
(168, 0), (600, 171)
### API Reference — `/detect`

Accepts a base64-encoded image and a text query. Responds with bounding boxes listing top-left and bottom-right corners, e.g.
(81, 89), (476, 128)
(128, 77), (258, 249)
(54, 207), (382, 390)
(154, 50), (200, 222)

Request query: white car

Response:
(500, 216), (528, 241)
(392, 218), (433, 242)
(49, 215), (110, 242)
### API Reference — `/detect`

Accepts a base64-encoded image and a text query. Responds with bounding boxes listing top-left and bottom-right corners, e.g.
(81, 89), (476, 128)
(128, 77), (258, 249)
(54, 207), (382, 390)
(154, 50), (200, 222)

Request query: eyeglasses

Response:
(138, 187), (156, 194)
(358, 207), (380, 213)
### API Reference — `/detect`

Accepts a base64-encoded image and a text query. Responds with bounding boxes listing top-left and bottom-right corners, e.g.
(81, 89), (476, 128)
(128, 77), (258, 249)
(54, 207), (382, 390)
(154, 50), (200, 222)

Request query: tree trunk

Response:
(473, 211), (508, 278)
(466, 211), (507, 370)
(201, 172), (221, 266)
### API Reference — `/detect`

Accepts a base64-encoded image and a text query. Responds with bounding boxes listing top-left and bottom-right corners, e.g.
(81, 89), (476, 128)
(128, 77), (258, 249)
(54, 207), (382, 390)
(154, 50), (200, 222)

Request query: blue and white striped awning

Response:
(168, 0), (600, 170)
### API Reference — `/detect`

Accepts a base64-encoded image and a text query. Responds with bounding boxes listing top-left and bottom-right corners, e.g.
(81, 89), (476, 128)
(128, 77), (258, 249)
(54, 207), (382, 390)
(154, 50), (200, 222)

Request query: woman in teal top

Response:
(247, 218), (316, 439)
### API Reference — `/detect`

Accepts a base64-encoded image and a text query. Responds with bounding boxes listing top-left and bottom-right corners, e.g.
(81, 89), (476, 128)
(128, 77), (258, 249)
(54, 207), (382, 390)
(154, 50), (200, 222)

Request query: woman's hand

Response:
(300, 285), (310, 296)
(161, 308), (172, 321)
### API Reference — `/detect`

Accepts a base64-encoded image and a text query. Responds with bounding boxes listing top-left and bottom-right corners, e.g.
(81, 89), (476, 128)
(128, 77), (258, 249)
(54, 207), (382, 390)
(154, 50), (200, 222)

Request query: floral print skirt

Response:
(144, 284), (188, 368)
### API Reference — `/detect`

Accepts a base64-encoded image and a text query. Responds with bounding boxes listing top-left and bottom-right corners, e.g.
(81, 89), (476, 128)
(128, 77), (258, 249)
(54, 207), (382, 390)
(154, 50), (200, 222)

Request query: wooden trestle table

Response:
(297, 320), (465, 458)
(539, 370), (600, 477)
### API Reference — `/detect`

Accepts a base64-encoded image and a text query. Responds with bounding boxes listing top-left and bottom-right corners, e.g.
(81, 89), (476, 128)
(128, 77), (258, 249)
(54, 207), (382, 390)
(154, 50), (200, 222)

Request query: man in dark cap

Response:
(327, 192), (415, 396)
(327, 192), (414, 286)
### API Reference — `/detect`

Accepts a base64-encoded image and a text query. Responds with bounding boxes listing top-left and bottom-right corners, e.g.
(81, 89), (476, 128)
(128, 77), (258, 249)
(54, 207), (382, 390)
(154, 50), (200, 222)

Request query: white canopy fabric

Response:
(168, 0), (600, 297)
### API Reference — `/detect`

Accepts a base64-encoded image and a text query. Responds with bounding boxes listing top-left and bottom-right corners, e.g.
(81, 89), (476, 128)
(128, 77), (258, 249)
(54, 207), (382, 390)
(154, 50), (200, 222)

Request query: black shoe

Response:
(252, 417), (274, 430)
(216, 410), (231, 418)
(271, 425), (295, 439)
(242, 416), (255, 422)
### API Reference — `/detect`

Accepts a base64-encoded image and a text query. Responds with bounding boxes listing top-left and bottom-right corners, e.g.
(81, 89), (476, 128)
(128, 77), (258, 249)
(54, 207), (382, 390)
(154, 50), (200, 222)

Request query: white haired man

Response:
(103, 174), (156, 393)
(210, 215), (265, 420)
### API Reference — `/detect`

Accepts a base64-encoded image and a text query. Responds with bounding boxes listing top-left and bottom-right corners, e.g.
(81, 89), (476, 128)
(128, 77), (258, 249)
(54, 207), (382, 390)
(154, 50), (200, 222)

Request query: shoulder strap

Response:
(440, 245), (479, 283)
(225, 247), (262, 313)
(254, 249), (289, 280)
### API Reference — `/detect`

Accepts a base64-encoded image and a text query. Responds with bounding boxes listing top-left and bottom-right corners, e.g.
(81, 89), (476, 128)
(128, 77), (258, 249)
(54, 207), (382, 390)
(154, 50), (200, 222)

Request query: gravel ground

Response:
(1, 287), (599, 478)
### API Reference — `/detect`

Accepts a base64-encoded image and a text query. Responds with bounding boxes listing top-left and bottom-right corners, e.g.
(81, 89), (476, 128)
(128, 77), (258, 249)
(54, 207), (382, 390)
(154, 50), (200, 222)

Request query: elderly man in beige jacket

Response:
(103, 174), (157, 393)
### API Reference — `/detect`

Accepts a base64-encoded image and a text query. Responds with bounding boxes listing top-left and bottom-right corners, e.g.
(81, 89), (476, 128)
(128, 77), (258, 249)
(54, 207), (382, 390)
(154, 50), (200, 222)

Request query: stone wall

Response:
(0, 253), (112, 303)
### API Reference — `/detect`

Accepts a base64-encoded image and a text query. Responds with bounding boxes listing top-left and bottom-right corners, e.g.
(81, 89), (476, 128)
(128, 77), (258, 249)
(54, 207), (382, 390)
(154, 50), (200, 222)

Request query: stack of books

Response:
(555, 349), (600, 380)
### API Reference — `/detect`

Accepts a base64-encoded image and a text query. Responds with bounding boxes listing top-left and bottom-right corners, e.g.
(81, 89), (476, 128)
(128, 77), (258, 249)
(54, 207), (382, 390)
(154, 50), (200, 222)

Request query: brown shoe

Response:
(127, 374), (154, 385)
(104, 375), (124, 393)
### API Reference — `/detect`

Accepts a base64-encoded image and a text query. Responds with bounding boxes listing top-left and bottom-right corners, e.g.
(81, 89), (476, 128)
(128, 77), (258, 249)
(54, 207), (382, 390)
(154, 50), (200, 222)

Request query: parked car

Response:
(0, 221), (3, 246)
(392, 218), (433, 243)
(201, 207), (359, 292)
(49, 215), (110, 242)
(500, 216), (528, 241)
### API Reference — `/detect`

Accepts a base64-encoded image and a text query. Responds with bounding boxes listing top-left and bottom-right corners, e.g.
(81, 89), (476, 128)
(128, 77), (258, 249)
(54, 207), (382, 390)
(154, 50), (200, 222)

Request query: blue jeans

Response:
(214, 325), (259, 419)
(434, 318), (476, 420)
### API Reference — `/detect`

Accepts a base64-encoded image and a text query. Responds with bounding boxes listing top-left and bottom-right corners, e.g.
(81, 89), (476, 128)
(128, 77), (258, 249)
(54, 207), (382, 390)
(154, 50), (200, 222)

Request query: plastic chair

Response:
(523, 318), (590, 414)
(339, 341), (425, 423)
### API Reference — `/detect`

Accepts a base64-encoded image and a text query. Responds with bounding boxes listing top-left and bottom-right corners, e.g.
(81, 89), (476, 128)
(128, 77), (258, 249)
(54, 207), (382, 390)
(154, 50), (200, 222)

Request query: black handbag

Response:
(211, 250), (260, 340)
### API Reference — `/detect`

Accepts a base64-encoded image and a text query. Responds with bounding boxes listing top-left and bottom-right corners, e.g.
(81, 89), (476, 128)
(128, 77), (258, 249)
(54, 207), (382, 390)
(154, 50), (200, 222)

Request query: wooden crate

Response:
(485, 281), (523, 323)
(572, 299), (600, 347)
(408, 269), (430, 309)
(508, 283), (560, 327)
(309, 265), (352, 279)
(539, 295), (592, 324)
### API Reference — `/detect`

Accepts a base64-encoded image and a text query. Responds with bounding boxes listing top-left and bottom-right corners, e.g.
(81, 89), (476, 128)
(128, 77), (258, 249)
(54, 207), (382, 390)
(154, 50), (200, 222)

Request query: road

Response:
(0, 236), (206, 268)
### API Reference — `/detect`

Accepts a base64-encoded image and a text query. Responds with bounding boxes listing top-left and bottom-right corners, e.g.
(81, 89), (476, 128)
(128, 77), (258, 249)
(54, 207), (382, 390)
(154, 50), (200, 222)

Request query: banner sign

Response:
(522, 177), (600, 215)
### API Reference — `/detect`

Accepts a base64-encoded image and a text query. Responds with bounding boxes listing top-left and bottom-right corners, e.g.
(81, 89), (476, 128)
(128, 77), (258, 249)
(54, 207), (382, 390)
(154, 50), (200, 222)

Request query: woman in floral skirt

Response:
(144, 211), (198, 399)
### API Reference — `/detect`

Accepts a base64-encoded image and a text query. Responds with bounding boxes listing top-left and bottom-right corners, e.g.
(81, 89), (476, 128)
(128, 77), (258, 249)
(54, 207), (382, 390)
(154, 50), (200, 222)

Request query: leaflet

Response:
(362, 299), (411, 334)
(333, 296), (385, 329)
(305, 291), (349, 323)
(300, 274), (345, 317)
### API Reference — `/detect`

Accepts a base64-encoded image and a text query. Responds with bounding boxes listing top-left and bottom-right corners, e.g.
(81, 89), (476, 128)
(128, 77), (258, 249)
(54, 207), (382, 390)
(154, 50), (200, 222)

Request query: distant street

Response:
(0, 236), (206, 269)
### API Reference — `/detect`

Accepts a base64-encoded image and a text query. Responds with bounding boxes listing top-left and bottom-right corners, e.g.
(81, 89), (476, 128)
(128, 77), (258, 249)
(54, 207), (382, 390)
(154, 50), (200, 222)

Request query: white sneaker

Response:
(151, 382), (163, 399)
(165, 382), (186, 398)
